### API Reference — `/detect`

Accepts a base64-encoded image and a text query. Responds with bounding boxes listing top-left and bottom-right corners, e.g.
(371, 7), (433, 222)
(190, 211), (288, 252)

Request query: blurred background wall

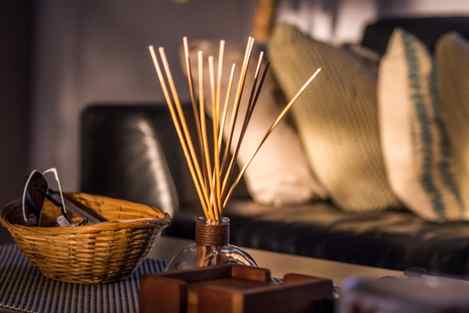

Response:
(0, 1), (33, 202)
(277, 0), (469, 42)
(31, 0), (256, 191)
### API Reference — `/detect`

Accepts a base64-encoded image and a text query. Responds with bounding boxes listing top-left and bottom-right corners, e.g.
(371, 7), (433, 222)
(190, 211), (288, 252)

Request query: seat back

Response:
(80, 104), (248, 210)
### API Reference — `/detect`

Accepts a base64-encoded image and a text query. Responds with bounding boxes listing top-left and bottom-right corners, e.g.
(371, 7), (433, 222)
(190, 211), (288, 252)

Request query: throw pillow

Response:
(436, 32), (469, 220)
(269, 24), (399, 211)
(379, 29), (463, 221)
(182, 39), (327, 206)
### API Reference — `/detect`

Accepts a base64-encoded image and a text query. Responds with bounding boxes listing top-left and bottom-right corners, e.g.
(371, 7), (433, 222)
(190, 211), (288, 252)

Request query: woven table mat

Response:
(0, 245), (165, 313)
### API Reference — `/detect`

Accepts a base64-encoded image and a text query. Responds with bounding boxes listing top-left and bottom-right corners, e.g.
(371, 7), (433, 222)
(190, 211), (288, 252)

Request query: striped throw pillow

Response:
(379, 29), (463, 221)
(269, 24), (399, 211)
(436, 32), (469, 220)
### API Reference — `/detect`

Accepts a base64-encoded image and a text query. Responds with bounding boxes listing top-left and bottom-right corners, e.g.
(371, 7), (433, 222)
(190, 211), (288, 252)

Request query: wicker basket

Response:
(0, 192), (171, 284)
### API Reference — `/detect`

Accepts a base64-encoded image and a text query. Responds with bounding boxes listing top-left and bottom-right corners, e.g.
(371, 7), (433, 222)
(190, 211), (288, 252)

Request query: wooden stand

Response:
(140, 265), (333, 313)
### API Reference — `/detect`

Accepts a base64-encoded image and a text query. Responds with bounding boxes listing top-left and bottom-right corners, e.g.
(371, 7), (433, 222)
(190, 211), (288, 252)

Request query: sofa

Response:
(80, 17), (469, 276)
(81, 104), (469, 276)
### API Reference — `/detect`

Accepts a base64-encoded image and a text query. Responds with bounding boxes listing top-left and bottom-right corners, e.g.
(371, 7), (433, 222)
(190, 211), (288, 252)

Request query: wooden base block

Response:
(140, 265), (333, 313)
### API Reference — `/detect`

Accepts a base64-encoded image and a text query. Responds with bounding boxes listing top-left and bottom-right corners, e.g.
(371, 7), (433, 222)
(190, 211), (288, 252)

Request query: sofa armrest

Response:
(80, 104), (180, 214)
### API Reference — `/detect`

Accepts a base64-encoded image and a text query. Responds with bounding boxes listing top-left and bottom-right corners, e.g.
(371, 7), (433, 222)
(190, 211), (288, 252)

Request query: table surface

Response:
(0, 236), (404, 313)
(152, 236), (404, 286)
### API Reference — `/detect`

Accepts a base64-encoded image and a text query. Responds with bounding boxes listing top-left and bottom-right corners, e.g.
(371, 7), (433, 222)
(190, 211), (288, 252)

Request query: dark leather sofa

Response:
(81, 105), (469, 277)
(80, 17), (469, 276)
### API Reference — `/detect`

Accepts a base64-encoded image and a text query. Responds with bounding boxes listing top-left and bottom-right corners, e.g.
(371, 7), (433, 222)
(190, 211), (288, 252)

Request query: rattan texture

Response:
(0, 193), (170, 284)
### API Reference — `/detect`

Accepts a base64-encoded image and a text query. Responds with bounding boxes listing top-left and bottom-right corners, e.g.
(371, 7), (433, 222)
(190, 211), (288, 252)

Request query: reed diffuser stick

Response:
(221, 37), (254, 169)
(196, 51), (218, 220)
(222, 61), (270, 198)
(218, 63), (236, 152)
(216, 41), (225, 120)
(148, 47), (210, 215)
(214, 41), (225, 212)
(159, 47), (216, 219)
(222, 67), (322, 207)
(221, 52), (265, 195)
(182, 37), (204, 166)
(208, 56), (220, 213)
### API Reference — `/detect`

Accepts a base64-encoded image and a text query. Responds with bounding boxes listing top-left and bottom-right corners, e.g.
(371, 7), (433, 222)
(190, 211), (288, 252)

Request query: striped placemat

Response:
(0, 245), (165, 313)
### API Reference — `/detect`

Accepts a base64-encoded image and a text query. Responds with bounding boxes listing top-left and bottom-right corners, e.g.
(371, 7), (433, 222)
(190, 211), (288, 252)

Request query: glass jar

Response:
(165, 216), (257, 271)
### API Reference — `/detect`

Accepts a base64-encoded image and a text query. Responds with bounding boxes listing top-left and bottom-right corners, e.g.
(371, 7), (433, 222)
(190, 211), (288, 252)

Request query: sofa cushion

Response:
(436, 33), (469, 219)
(379, 30), (464, 221)
(269, 23), (399, 212)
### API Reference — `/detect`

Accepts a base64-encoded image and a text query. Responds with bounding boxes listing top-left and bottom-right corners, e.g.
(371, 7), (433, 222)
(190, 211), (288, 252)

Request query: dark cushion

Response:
(81, 104), (469, 276)
(362, 16), (469, 55)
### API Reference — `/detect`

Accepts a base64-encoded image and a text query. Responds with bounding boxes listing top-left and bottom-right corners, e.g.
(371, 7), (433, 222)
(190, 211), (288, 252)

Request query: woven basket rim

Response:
(0, 198), (171, 235)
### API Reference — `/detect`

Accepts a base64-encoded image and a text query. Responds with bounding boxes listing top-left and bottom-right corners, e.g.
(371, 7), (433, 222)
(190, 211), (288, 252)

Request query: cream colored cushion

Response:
(183, 40), (327, 206)
(436, 32), (469, 220)
(379, 29), (463, 221)
(269, 24), (399, 211)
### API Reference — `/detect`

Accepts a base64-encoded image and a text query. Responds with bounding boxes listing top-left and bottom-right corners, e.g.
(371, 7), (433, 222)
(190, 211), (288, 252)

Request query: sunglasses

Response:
(22, 168), (104, 226)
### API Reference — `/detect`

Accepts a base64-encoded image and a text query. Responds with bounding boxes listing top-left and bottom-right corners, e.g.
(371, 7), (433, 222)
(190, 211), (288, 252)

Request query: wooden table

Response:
(152, 236), (404, 287)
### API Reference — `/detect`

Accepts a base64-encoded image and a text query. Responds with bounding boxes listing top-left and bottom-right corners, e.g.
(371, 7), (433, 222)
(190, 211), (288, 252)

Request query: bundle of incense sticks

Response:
(149, 36), (321, 223)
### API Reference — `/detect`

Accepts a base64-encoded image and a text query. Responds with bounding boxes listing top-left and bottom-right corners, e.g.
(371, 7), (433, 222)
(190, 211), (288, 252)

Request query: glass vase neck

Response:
(195, 216), (230, 246)
(165, 215), (257, 272)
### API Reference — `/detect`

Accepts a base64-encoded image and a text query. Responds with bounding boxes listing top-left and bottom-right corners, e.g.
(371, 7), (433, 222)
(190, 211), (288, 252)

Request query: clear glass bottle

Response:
(165, 216), (257, 271)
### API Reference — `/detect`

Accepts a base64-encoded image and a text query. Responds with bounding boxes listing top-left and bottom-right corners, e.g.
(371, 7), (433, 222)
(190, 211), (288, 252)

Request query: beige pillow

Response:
(379, 29), (463, 221)
(436, 32), (469, 220)
(269, 24), (399, 211)
(183, 40), (327, 206)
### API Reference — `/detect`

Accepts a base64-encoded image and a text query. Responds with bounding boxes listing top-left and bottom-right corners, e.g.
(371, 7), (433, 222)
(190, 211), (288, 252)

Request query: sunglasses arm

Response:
(42, 168), (68, 211)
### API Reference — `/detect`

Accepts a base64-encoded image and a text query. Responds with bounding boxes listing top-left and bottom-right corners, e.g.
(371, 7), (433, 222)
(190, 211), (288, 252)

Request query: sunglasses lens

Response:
(23, 171), (48, 224)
